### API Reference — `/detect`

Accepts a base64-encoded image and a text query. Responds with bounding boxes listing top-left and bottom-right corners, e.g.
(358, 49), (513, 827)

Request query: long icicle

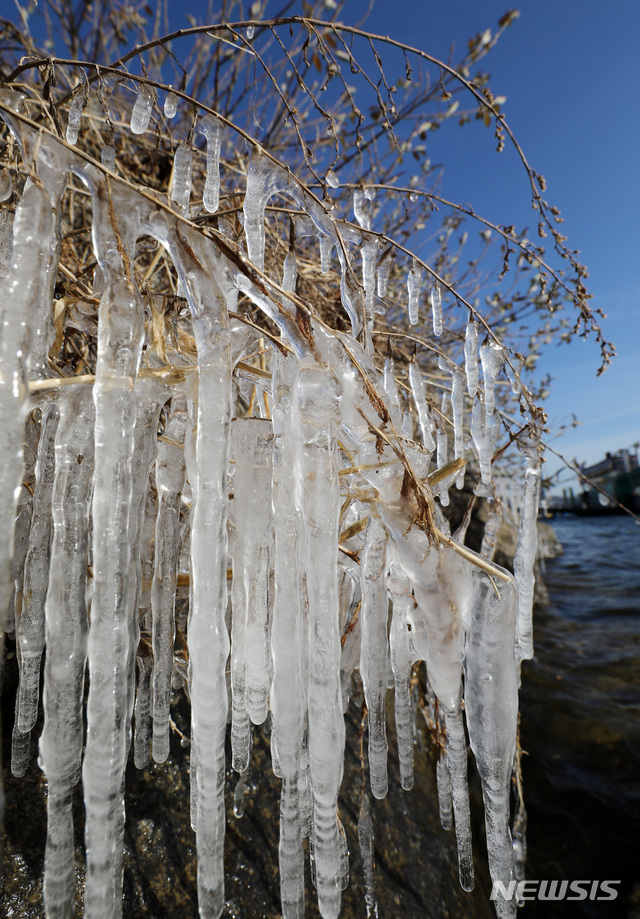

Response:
(39, 386), (94, 918)
(296, 365), (345, 919)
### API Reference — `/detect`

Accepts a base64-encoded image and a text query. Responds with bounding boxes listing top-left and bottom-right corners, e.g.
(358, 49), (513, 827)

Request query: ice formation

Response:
(0, 87), (543, 919)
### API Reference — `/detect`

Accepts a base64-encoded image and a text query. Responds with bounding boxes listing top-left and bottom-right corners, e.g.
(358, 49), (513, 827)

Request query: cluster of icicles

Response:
(0, 87), (542, 919)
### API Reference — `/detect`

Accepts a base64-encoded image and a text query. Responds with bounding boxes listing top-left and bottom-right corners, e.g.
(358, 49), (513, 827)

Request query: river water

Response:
(519, 515), (640, 918)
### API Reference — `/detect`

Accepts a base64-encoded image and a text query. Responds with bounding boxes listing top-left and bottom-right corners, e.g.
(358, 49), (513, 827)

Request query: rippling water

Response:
(519, 515), (640, 918)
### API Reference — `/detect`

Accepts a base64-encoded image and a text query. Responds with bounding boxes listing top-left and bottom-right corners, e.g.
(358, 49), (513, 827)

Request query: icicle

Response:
(430, 281), (443, 337)
(408, 359), (436, 456)
(471, 397), (500, 495)
(435, 395), (450, 506)
(130, 84), (155, 135)
(283, 249), (297, 293)
(320, 233), (333, 274)
(505, 354), (524, 396)
(465, 319), (479, 398)
(379, 513), (475, 892)
(382, 351), (400, 416)
(338, 815), (349, 890)
(243, 154), (364, 336)
(353, 187), (374, 230)
(164, 90), (178, 119)
(230, 418), (273, 772)
(65, 90), (84, 145)
(133, 655), (153, 769)
(464, 563), (519, 919)
(271, 346), (307, 918)
(39, 386), (94, 919)
(387, 558), (415, 791)
(296, 365), (345, 919)
(173, 236), (234, 919)
(171, 141), (193, 213)
(513, 428), (542, 665)
(199, 114), (223, 213)
(407, 259), (424, 326)
(376, 247), (392, 298)
(101, 144), (116, 171)
(436, 752), (453, 830)
(358, 793), (378, 919)
(361, 234), (379, 333)
(0, 134), (66, 630)
(479, 340), (504, 416)
(360, 515), (389, 800)
(82, 254), (145, 917)
(152, 395), (187, 764)
(11, 698), (30, 777)
(481, 498), (503, 561)
(15, 402), (58, 734)
(233, 767), (250, 818)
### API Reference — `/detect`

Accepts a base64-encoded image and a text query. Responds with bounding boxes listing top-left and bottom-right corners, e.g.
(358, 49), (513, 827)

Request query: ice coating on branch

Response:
(465, 319), (479, 398)
(66, 91), (84, 145)
(152, 395), (187, 764)
(164, 90), (178, 119)
(430, 281), (443, 337)
(296, 366), (345, 919)
(325, 168), (340, 188)
(230, 418), (273, 771)
(199, 114), (223, 213)
(171, 141), (193, 213)
(407, 259), (424, 326)
(480, 340), (504, 416)
(408, 359), (436, 456)
(130, 84), (154, 134)
(353, 187), (374, 230)
(360, 515), (389, 799)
